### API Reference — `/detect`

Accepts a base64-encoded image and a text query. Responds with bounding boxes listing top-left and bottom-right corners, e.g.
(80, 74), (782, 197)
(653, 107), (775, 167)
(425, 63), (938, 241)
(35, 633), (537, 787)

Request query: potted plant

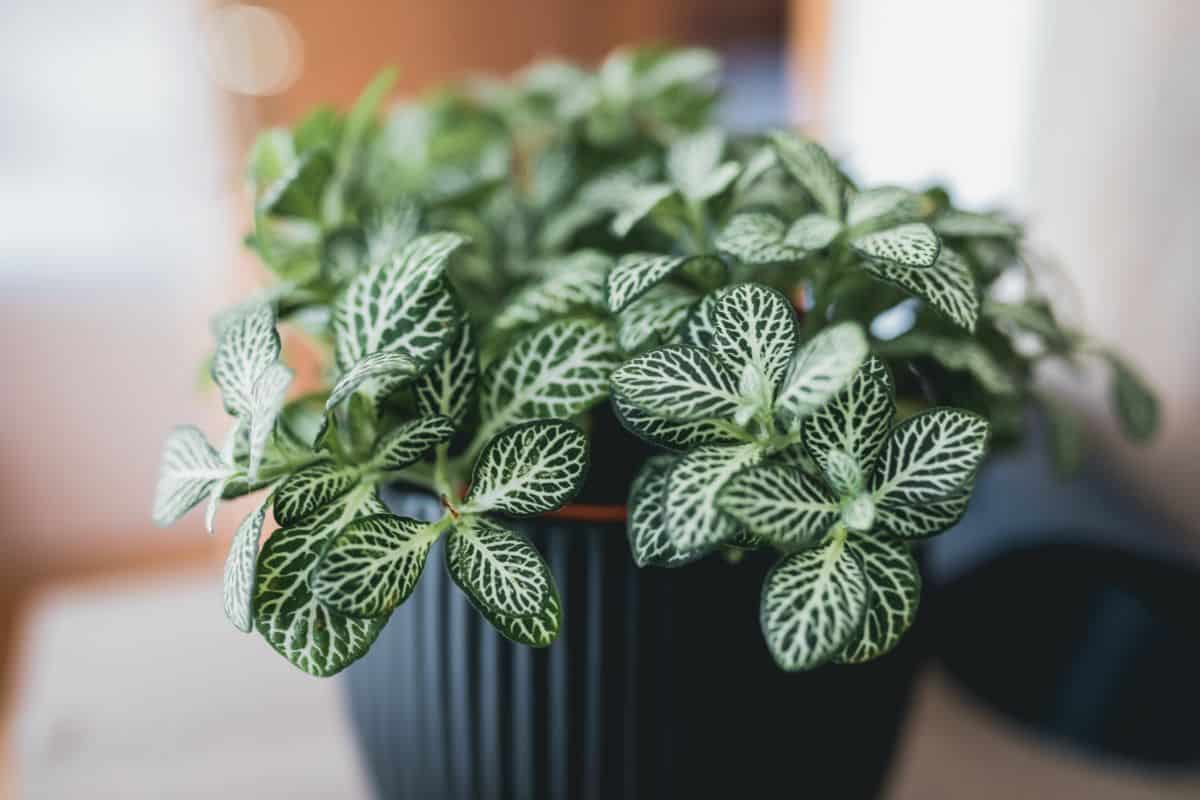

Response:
(153, 47), (1157, 797)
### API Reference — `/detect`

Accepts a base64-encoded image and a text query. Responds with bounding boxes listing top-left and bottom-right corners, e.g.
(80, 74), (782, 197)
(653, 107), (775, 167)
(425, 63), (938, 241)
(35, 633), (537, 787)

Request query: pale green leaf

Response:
(783, 213), (843, 251)
(212, 304), (281, 418)
(837, 536), (921, 663)
(846, 187), (925, 230)
(273, 461), (361, 526)
(875, 492), (970, 539)
(445, 515), (554, 617)
(611, 344), (741, 422)
(464, 420), (588, 516)
(223, 493), (269, 633)
(606, 252), (720, 312)
(325, 351), (420, 411)
(802, 357), (894, 481)
(933, 210), (1020, 239)
(871, 408), (989, 506)
(711, 283), (797, 389)
(247, 362), (293, 480)
(851, 222), (940, 268)
(664, 444), (763, 554)
(492, 251), (611, 332)
(610, 183), (675, 237)
(862, 247), (979, 332)
(413, 320), (478, 427)
(153, 426), (233, 527)
(715, 214), (806, 265)
(717, 463), (839, 550)
(628, 455), (695, 567)
(369, 415), (455, 471)
(615, 284), (697, 353)
(1107, 353), (1159, 442)
(774, 322), (869, 427)
(824, 449), (865, 497)
(666, 128), (739, 201)
(611, 391), (740, 451)
(732, 145), (777, 198)
(768, 131), (844, 219)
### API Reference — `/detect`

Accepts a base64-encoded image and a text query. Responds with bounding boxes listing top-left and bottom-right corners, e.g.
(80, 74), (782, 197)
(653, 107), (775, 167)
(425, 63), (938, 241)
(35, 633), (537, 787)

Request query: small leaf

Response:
(872, 408), (989, 506)
(851, 223), (940, 268)
(153, 426), (232, 527)
(628, 455), (695, 567)
(846, 187), (925, 230)
(666, 128), (738, 201)
(325, 351), (420, 411)
(1107, 354), (1159, 442)
(824, 449), (865, 496)
(717, 463), (839, 550)
(273, 461), (361, 526)
(774, 322), (869, 427)
(802, 357), (894, 482)
(875, 492), (970, 539)
(223, 493), (269, 633)
(492, 251), (611, 332)
(414, 320), (479, 427)
(247, 362), (294, 480)
(370, 415), (456, 471)
(611, 183), (675, 237)
(933, 210), (1020, 239)
(1040, 395), (1084, 476)
(784, 213), (843, 251)
(311, 513), (439, 618)
(862, 247), (979, 332)
(768, 131), (844, 220)
(257, 149), (334, 219)
(465, 420), (588, 516)
(837, 536), (921, 664)
(212, 304), (281, 418)
(606, 252), (721, 313)
(445, 515), (554, 618)
(760, 538), (869, 671)
(711, 283), (797, 390)
(715, 213), (806, 265)
(678, 288), (729, 349)
(664, 444), (764, 554)
(611, 344), (741, 422)
(611, 391), (740, 451)
(880, 333), (1016, 395)
(616, 284), (697, 353)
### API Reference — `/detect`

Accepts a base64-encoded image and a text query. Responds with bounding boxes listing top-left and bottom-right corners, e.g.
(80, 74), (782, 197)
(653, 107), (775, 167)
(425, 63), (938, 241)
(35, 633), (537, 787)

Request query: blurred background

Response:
(1, 0), (1198, 797)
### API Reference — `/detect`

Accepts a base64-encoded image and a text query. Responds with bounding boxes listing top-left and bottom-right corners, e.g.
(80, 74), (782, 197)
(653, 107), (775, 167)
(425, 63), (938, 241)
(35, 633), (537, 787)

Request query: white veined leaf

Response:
(774, 322), (869, 427)
(212, 304), (281, 418)
(273, 461), (362, 526)
(464, 420), (588, 516)
(611, 391), (741, 451)
(715, 213), (806, 266)
(311, 512), (440, 618)
(933, 210), (1020, 239)
(760, 537), (869, 671)
(247, 362), (294, 481)
(254, 486), (388, 676)
(478, 318), (619, 440)
(802, 357), (894, 482)
(846, 187), (926, 230)
(871, 408), (989, 506)
(768, 131), (845, 220)
(1106, 353), (1159, 442)
(664, 444), (764, 554)
(610, 183), (675, 238)
(413, 320), (479, 427)
(606, 252), (720, 313)
(611, 344), (741, 422)
(881, 333), (1017, 395)
(851, 222), (941, 268)
(716, 463), (839, 551)
(153, 426), (233, 527)
(875, 492), (971, 539)
(616, 284), (697, 353)
(837, 536), (921, 664)
(480, 587), (562, 647)
(445, 515), (554, 618)
(862, 247), (980, 332)
(365, 201), (420, 266)
(783, 213), (843, 251)
(369, 415), (456, 471)
(325, 351), (420, 411)
(223, 493), (269, 633)
(333, 231), (465, 370)
(677, 288), (730, 349)
(492, 251), (611, 332)
(711, 283), (797, 390)
(824, 449), (865, 497)
(628, 455), (696, 567)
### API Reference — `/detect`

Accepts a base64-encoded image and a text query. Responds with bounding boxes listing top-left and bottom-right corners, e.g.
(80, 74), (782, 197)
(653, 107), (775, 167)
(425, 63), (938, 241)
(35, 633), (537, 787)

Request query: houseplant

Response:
(154, 47), (1157, 795)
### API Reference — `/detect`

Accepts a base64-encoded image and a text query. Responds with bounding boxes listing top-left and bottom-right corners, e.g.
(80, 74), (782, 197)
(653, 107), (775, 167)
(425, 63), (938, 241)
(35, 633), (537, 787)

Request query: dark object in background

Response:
(933, 543), (1200, 768)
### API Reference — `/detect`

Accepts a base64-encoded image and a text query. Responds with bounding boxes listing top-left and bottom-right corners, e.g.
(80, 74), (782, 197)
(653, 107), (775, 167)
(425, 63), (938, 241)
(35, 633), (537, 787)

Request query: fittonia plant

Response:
(153, 47), (1157, 676)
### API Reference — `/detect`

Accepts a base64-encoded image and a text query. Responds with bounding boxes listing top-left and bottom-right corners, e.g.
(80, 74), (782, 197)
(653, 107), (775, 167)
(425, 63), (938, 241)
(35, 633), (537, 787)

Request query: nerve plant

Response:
(154, 47), (1157, 676)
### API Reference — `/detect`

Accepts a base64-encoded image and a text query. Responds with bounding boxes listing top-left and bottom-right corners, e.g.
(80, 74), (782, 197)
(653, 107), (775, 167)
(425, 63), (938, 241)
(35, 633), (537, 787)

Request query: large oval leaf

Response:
(862, 247), (979, 332)
(774, 322), (868, 427)
(445, 516), (554, 618)
(664, 444), (763, 554)
(768, 131), (844, 220)
(871, 408), (989, 506)
(464, 420), (588, 516)
(606, 252), (722, 312)
(711, 283), (797, 389)
(837, 536), (921, 664)
(611, 344), (741, 422)
(611, 391), (740, 451)
(715, 213), (806, 265)
(717, 463), (840, 551)
(273, 461), (361, 526)
(627, 455), (694, 567)
(413, 320), (479, 427)
(875, 492), (970, 539)
(850, 222), (940, 268)
(369, 415), (456, 471)
(802, 356), (894, 483)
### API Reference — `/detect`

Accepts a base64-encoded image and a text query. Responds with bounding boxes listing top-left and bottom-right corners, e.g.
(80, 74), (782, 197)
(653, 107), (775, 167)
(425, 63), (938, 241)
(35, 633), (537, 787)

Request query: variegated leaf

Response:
(628, 455), (694, 567)
(678, 288), (729, 349)
(769, 131), (844, 220)
(212, 304), (281, 418)
(445, 515), (553, 618)
(664, 444), (764, 554)
(153, 426), (233, 527)
(254, 487), (388, 677)
(492, 251), (611, 332)
(273, 461), (362, 526)
(851, 223), (940, 268)
(774, 322), (869, 427)
(802, 357), (894, 481)
(327, 352), (422, 412)
(760, 537), (869, 671)
(717, 463), (839, 551)
(606, 252), (720, 313)
(464, 420), (588, 516)
(611, 391), (740, 451)
(933, 209), (1020, 239)
(711, 283), (797, 389)
(784, 213), (843, 251)
(311, 513), (440, 617)
(715, 213), (806, 265)
(666, 128), (738, 201)
(369, 415), (456, 471)
(875, 492), (970, 539)
(413, 321), (478, 427)
(837, 535), (921, 664)
(481, 589), (562, 647)
(247, 362), (293, 480)
(871, 408), (989, 506)
(616, 284), (697, 353)
(611, 344), (741, 422)
(862, 247), (979, 332)
(333, 231), (465, 370)
(824, 449), (865, 497)
(611, 183), (675, 238)
(846, 187), (926, 230)
(223, 493), (269, 633)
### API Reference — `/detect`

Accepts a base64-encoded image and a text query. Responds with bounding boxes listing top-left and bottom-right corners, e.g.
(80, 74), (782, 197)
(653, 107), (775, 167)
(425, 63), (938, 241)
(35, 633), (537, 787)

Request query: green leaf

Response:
(760, 537), (869, 671)
(666, 127), (739, 201)
(338, 67), (397, 169)
(464, 420), (588, 516)
(875, 492), (970, 539)
(370, 415), (455, 471)
(1107, 353), (1159, 441)
(768, 131), (844, 219)
(851, 223), (940, 268)
(1040, 395), (1084, 476)
(605, 252), (722, 313)
(678, 288), (728, 349)
(247, 363), (294, 481)
(715, 213), (806, 265)
(837, 536), (921, 663)
(732, 145), (777, 198)
(333, 231), (466, 370)
(664, 444), (764, 554)
(611, 391), (741, 451)
(984, 299), (1073, 353)
(933, 209), (1020, 239)
(414, 320), (479, 427)
(254, 487), (388, 676)
(871, 408), (989, 506)
(628, 455), (694, 567)
(223, 493), (269, 633)
(717, 463), (839, 550)
(492, 251), (611, 332)
(153, 426), (233, 527)
(445, 515), (554, 618)
(862, 247), (979, 332)
(784, 213), (843, 251)
(880, 333), (1016, 395)
(774, 322), (869, 427)
(212, 304), (281, 418)
(311, 513), (440, 618)
(326, 351), (420, 412)
(711, 283), (797, 389)
(846, 187), (925, 230)
(610, 183), (675, 237)
(611, 344), (741, 422)
(274, 461), (361, 526)
(257, 149), (334, 219)
(802, 357), (894, 481)
(616, 284), (697, 352)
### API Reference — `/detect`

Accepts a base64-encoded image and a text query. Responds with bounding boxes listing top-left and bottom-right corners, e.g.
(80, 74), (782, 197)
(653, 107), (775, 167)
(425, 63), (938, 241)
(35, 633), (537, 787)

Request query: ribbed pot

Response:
(342, 488), (924, 799)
